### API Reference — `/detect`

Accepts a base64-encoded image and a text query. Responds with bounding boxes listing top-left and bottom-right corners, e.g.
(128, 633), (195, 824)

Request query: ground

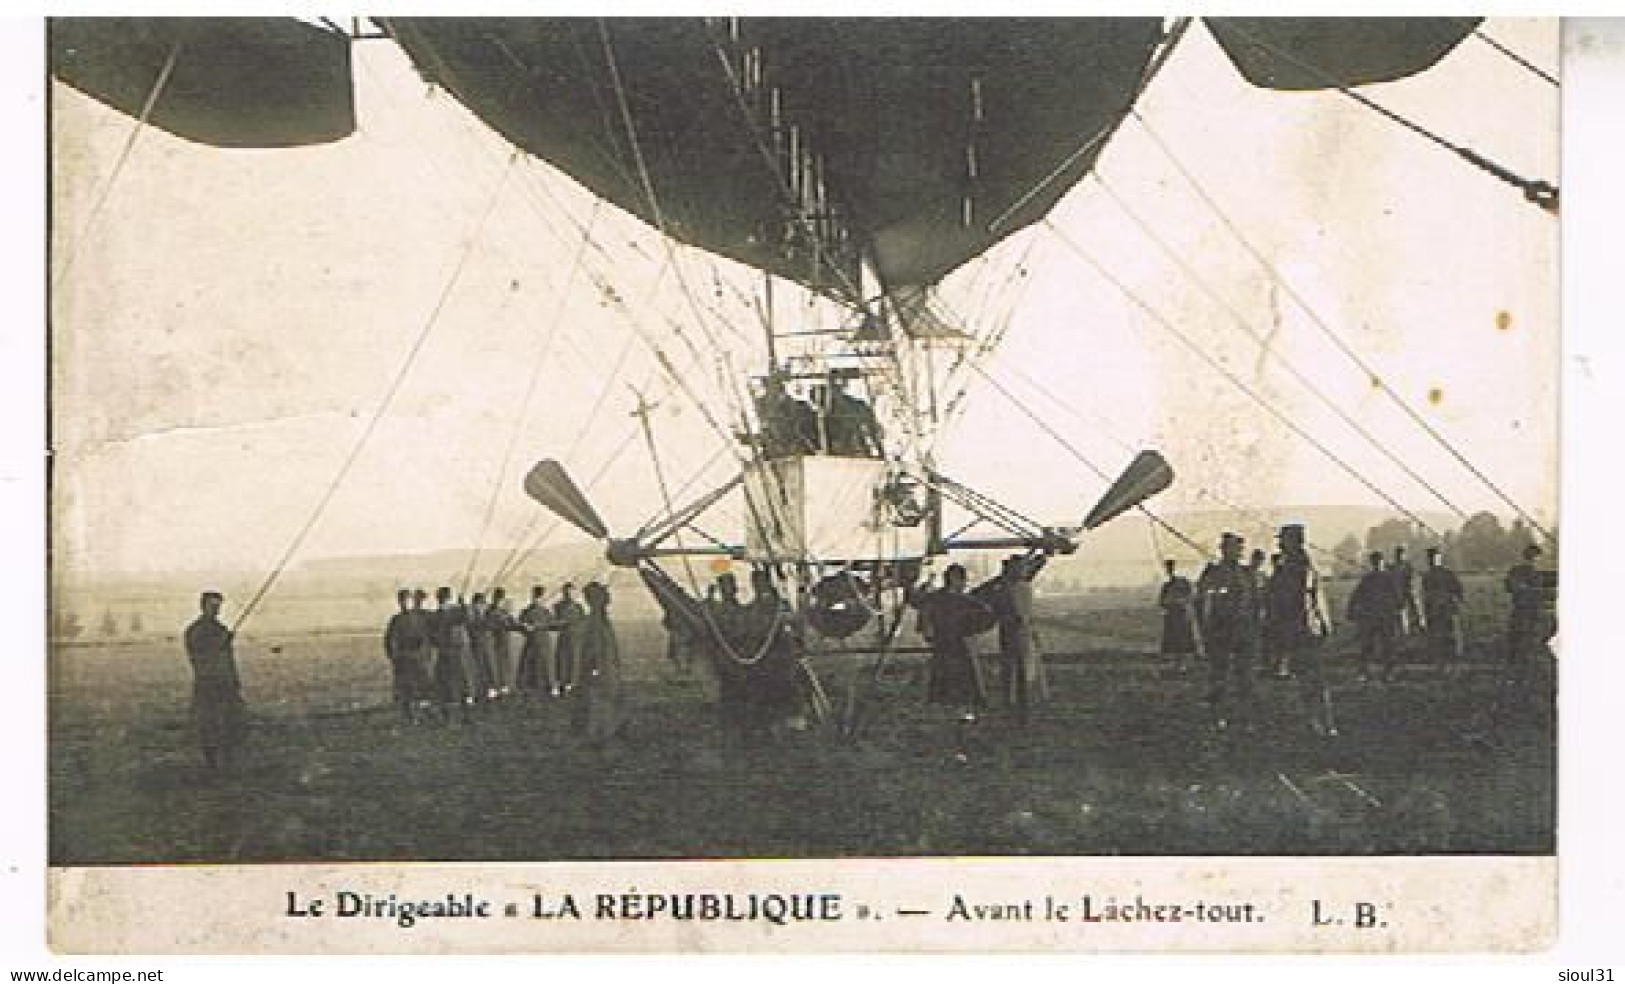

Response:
(48, 584), (1554, 864)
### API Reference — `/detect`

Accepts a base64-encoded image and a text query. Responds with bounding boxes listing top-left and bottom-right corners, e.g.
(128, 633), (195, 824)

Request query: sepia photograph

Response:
(44, 15), (1564, 952)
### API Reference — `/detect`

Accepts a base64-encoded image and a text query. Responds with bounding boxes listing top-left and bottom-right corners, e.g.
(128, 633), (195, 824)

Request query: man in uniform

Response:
(1504, 544), (1554, 686)
(736, 569), (803, 736)
(755, 375), (817, 458)
(517, 585), (557, 697)
(572, 582), (625, 741)
(184, 591), (247, 770)
(911, 563), (997, 720)
(1268, 524), (1335, 735)
(823, 373), (883, 458)
(467, 592), (495, 701)
(384, 588), (434, 724)
(486, 587), (518, 700)
(1195, 533), (1256, 731)
(1348, 551), (1402, 682)
(552, 582), (587, 696)
(974, 551), (1050, 725)
(1392, 545), (1423, 638)
(431, 587), (476, 724)
(1420, 547), (1466, 672)
(1157, 559), (1198, 674)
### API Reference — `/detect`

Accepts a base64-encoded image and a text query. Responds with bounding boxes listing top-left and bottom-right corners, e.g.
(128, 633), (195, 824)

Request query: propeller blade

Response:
(1082, 450), (1174, 530)
(523, 459), (609, 540)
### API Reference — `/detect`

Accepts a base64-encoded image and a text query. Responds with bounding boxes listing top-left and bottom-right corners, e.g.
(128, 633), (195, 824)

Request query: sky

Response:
(49, 18), (1559, 579)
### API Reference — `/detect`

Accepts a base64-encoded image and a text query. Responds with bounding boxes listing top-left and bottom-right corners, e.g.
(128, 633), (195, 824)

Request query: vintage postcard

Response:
(45, 16), (1563, 954)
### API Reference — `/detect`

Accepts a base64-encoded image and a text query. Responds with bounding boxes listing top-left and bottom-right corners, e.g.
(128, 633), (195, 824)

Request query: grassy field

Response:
(48, 580), (1554, 864)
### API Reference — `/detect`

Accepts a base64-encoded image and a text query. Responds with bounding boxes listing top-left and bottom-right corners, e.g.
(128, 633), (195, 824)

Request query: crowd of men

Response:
(1157, 525), (1556, 733)
(381, 582), (622, 735)
(176, 525), (1553, 771)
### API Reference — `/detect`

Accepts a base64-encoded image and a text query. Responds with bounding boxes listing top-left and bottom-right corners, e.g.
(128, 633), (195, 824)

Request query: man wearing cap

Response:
(974, 551), (1051, 725)
(572, 582), (625, 741)
(517, 585), (557, 697)
(1195, 533), (1256, 730)
(1157, 559), (1198, 674)
(486, 587), (518, 700)
(913, 563), (997, 720)
(467, 592), (495, 701)
(184, 591), (247, 770)
(385, 588), (435, 724)
(431, 587), (476, 724)
(1420, 548), (1465, 671)
(553, 583), (587, 695)
(1392, 545), (1423, 638)
(1504, 544), (1554, 684)
(1269, 524), (1336, 735)
(1348, 552), (1402, 682)
(822, 372), (883, 458)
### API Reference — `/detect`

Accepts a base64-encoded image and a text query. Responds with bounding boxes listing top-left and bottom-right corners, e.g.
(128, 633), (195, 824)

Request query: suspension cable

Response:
(598, 22), (794, 567)
(1129, 110), (1555, 543)
(53, 40), (181, 290)
(1093, 174), (1472, 522)
(987, 17), (1193, 235)
(972, 363), (1209, 558)
(1473, 28), (1558, 87)
(999, 359), (1343, 564)
(1043, 218), (1446, 541)
(1216, 20), (1558, 213)
(233, 151), (522, 632)
(461, 204), (604, 594)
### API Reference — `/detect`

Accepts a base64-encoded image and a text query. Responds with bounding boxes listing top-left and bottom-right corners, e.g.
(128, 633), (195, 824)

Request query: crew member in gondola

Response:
(1157, 559), (1197, 674)
(822, 372), (883, 458)
(756, 374), (817, 458)
(1420, 547), (1465, 671)
(184, 591), (247, 771)
(1195, 533), (1256, 731)
(911, 564), (996, 720)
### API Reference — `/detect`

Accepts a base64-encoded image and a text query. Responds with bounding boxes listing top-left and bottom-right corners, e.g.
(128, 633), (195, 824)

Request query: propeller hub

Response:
(606, 538), (643, 569)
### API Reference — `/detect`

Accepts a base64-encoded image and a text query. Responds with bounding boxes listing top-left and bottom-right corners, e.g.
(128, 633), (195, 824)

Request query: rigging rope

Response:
(1093, 174), (1472, 522)
(1216, 20), (1558, 213)
(1000, 359), (1343, 564)
(1043, 218), (1446, 542)
(1473, 28), (1558, 87)
(1128, 111), (1555, 543)
(232, 150), (523, 632)
(972, 363), (1209, 559)
(461, 203), (604, 594)
(53, 40), (181, 291)
(599, 23), (799, 569)
(986, 17), (1193, 236)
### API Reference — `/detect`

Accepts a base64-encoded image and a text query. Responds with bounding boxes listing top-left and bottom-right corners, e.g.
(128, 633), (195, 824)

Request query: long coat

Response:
(914, 588), (996, 706)
(185, 616), (247, 754)
(572, 609), (624, 740)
